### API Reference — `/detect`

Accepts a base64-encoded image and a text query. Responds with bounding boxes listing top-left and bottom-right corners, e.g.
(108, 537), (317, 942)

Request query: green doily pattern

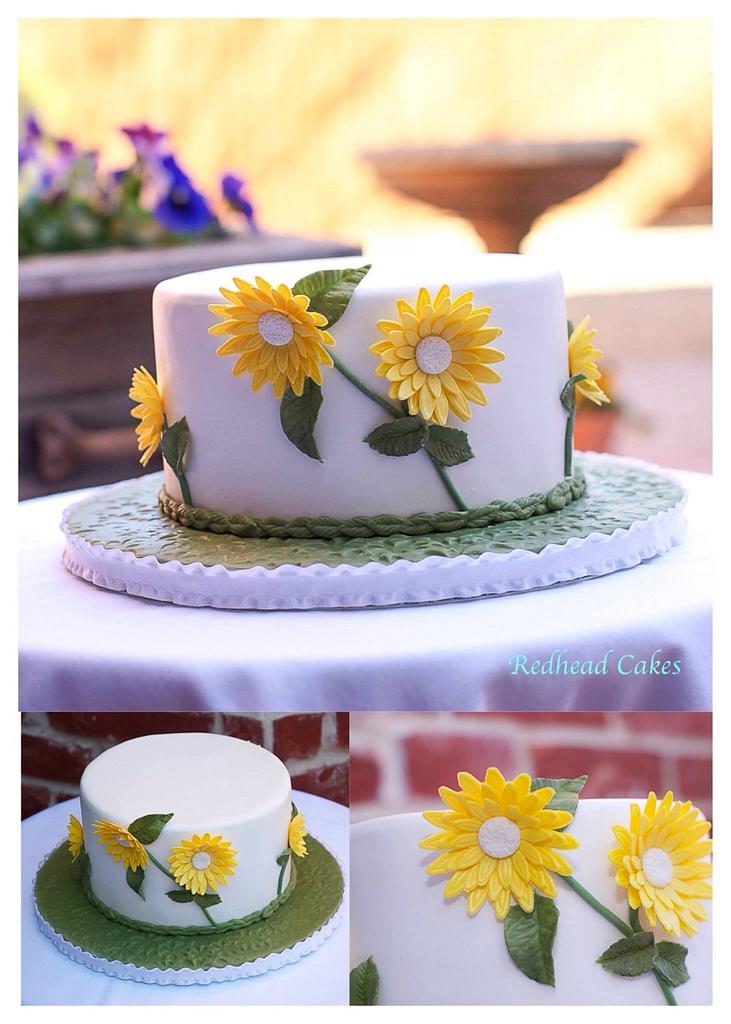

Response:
(35, 837), (343, 972)
(63, 455), (685, 571)
(80, 854), (298, 935)
(157, 472), (586, 540)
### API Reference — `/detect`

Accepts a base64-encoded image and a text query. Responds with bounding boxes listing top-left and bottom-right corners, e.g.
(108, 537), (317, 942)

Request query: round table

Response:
(19, 472), (711, 711)
(22, 793), (347, 1005)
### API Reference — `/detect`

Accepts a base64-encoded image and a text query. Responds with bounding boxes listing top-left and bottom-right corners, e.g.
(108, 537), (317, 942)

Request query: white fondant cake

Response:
(152, 254), (569, 518)
(80, 733), (292, 929)
(350, 801), (712, 1005)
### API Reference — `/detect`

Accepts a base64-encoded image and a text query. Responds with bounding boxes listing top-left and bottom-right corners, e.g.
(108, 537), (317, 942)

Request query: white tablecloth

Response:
(22, 793), (348, 1005)
(19, 472), (711, 711)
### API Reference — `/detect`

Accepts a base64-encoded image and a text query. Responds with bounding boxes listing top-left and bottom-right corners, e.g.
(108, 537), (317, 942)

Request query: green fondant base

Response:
(63, 455), (685, 571)
(35, 838), (343, 972)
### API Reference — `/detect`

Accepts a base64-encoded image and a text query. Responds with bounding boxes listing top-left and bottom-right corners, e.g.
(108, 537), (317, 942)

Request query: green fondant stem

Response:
(564, 405), (575, 478)
(199, 904), (217, 927)
(277, 852), (291, 896)
(561, 374), (587, 478)
(427, 454), (469, 512)
(562, 875), (676, 1006)
(562, 875), (633, 936)
(146, 850), (176, 883)
(627, 900), (677, 1006)
(146, 850), (216, 927)
(330, 353), (469, 512)
(331, 354), (403, 419)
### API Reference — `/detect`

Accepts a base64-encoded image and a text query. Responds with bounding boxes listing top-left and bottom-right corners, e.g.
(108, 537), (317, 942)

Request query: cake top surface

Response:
(154, 252), (562, 303)
(81, 732), (290, 828)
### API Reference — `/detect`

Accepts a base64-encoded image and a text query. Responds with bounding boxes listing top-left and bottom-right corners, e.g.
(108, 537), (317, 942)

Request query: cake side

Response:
(350, 798), (712, 1006)
(151, 254), (571, 519)
(78, 733), (298, 930)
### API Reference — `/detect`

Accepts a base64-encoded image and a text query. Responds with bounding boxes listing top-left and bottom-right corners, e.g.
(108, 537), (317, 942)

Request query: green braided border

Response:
(80, 856), (298, 936)
(158, 469), (587, 540)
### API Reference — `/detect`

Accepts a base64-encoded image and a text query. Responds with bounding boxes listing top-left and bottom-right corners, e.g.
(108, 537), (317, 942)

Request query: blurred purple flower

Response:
(154, 154), (215, 233)
(221, 173), (257, 230)
(121, 123), (168, 158)
(19, 113), (43, 166)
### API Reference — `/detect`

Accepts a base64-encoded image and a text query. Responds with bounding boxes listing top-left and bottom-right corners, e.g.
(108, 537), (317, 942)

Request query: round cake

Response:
(150, 254), (577, 520)
(62, 251), (688, 609)
(33, 732), (345, 983)
(350, 776), (712, 1006)
(80, 732), (292, 929)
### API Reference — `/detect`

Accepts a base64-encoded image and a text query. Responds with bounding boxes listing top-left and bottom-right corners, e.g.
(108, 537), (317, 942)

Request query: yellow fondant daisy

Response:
(421, 768), (578, 920)
(370, 285), (504, 425)
(209, 276), (335, 399)
(92, 820), (148, 871)
(288, 812), (308, 858)
(609, 791), (712, 938)
(168, 833), (237, 895)
(67, 814), (84, 862)
(568, 316), (610, 406)
(129, 366), (165, 466)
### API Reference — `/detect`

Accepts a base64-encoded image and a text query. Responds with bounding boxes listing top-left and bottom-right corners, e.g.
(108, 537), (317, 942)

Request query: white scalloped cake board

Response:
(33, 845), (345, 986)
(350, 806), (711, 1006)
(60, 454), (687, 612)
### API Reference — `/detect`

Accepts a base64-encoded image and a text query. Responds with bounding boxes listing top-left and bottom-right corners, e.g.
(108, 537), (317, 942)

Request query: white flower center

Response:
(258, 311), (294, 347)
(191, 851), (212, 871)
(642, 847), (673, 888)
(414, 335), (452, 375)
(477, 816), (521, 859)
(117, 836), (130, 847)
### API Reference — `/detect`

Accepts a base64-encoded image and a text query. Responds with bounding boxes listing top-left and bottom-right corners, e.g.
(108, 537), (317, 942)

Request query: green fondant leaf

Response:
(280, 379), (323, 461)
(291, 802), (298, 819)
(165, 888), (194, 903)
(193, 892), (222, 909)
(291, 264), (371, 327)
(654, 941), (690, 988)
(350, 955), (379, 1005)
(425, 425), (474, 467)
(596, 931), (656, 977)
(277, 850), (292, 867)
(531, 775), (587, 828)
(560, 373), (587, 413)
(161, 418), (190, 477)
(567, 319), (575, 339)
(503, 893), (558, 987)
(364, 416), (428, 457)
(128, 812), (174, 845)
(125, 866), (145, 899)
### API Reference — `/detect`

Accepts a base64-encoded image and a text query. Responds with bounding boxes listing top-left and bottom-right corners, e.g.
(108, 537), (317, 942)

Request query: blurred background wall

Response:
(21, 711), (349, 818)
(19, 18), (711, 246)
(350, 711), (711, 823)
(19, 18), (712, 474)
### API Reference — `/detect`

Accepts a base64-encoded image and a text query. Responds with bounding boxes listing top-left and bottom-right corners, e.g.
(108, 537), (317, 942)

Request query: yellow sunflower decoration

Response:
(67, 814), (84, 862)
(92, 820), (148, 871)
(168, 833), (237, 895)
(129, 366), (165, 466)
(609, 791), (712, 938)
(288, 812), (308, 858)
(567, 317), (610, 406)
(209, 277), (335, 399)
(421, 768), (578, 919)
(370, 285), (504, 426)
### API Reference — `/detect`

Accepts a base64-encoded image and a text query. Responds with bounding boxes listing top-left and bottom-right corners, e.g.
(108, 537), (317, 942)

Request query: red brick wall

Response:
(350, 712), (712, 822)
(21, 711), (349, 818)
